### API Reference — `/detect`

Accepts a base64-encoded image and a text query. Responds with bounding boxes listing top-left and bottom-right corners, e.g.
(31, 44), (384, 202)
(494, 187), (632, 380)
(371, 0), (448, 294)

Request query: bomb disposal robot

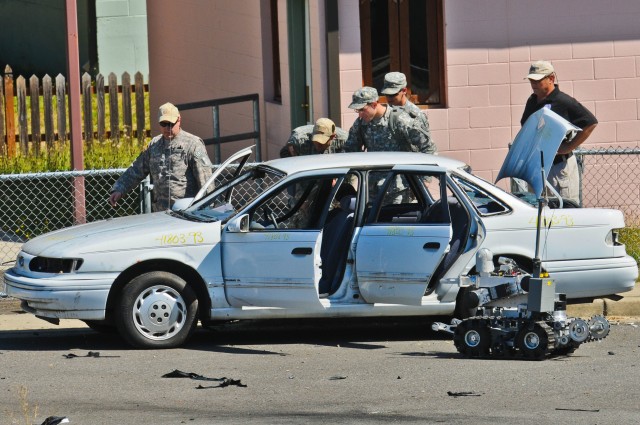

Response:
(433, 110), (610, 360)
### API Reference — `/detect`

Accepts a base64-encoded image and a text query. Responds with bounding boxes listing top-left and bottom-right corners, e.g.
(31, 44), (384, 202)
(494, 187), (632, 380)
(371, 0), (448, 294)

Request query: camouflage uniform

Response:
(380, 72), (436, 154)
(285, 125), (348, 156)
(344, 105), (433, 153)
(112, 130), (213, 211)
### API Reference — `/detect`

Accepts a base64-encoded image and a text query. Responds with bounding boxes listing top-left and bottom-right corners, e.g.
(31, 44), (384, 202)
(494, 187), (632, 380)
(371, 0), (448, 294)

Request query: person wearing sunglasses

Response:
(109, 102), (213, 211)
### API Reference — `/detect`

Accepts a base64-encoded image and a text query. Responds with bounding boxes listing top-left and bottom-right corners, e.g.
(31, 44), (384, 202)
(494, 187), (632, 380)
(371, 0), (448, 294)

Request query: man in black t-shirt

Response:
(521, 60), (598, 204)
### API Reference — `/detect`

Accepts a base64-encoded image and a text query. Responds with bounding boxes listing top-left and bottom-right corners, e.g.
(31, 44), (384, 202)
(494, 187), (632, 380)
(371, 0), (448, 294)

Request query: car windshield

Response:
(180, 166), (286, 223)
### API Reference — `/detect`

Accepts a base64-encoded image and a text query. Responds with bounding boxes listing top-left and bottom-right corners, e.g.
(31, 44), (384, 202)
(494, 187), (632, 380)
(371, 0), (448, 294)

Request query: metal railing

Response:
(176, 94), (261, 164)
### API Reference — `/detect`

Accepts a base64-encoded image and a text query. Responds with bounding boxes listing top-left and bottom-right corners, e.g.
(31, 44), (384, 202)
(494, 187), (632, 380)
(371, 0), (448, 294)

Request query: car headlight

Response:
(29, 257), (84, 273)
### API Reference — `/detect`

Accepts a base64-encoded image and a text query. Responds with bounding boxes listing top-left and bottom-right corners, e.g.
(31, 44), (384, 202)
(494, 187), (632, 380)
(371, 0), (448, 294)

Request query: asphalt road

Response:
(1, 317), (639, 425)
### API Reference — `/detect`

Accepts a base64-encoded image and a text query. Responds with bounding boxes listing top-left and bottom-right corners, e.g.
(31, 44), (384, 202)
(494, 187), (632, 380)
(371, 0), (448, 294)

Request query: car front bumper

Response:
(3, 269), (117, 321)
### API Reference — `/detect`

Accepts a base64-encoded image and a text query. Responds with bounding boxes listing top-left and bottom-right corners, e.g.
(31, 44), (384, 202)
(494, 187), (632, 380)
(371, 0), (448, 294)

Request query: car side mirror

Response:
(172, 198), (194, 211)
(227, 214), (249, 233)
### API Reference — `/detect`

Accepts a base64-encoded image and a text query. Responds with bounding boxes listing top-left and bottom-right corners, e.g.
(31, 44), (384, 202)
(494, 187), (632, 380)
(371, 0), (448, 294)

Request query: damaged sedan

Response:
(4, 109), (637, 348)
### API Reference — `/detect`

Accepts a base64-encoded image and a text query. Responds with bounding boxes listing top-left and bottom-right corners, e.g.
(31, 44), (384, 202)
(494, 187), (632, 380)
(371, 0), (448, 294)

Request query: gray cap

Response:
(348, 86), (379, 109)
(381, 72), (407, 95)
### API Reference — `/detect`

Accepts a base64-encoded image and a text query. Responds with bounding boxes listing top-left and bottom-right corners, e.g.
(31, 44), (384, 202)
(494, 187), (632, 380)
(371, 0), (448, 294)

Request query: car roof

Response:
(261, 152), (468, 175)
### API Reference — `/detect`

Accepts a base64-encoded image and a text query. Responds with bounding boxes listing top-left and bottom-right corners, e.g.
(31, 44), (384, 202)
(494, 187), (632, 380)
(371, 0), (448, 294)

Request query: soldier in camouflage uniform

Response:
(345, 86), (433, 203)
(380, 72), (435, 154)
(280, 118), (348, 157)
(108, 102), (213, 212)
(344, 86), (435, 154)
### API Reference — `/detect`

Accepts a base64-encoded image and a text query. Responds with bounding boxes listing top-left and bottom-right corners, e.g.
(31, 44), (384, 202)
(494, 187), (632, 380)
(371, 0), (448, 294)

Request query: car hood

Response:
(496, 108), (580, 197)
(21, 212), (215, 257)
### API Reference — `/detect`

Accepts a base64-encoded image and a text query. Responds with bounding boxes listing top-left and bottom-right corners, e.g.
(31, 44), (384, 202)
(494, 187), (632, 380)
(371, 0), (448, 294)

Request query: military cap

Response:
(381, 72), (407, 95)
(159, 102), (180, 124)
(348, 87), (379, 110)
(312, 118), (336, 144)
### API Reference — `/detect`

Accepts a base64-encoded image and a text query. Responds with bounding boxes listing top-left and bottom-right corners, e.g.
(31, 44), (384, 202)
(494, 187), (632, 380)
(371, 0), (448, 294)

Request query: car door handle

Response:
(292, 247), (313, 255)
(423, 242), (440, 250)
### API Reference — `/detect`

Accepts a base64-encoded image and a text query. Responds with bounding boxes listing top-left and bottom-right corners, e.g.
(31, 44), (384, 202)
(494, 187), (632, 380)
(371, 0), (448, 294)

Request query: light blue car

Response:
(5, 110), (637, 348)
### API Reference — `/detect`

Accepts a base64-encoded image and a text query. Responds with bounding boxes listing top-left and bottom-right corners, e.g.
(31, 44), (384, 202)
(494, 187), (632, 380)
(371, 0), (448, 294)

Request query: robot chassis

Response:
(433, 249), (611, 360)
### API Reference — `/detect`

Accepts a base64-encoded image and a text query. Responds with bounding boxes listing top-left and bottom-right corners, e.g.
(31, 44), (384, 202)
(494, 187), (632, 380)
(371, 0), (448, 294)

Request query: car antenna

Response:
(532, 150), (547, 279)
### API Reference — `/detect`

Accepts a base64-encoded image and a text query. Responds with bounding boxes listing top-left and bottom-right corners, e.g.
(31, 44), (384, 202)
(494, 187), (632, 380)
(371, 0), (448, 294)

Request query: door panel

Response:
(356, 167), (452, 305)
(221, 173), (342, 308)
(222, 230), (322, 308)
(356, 224), (450, 305)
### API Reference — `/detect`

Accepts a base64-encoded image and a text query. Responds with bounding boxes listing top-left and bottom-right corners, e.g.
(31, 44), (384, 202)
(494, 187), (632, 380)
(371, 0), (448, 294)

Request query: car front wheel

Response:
(115, 271), (199, 349)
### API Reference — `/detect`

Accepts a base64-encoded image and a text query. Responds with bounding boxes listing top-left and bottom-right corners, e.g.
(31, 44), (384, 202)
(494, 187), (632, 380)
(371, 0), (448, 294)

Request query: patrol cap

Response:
(159, 102), (180, 124)
(348, 87), (379, 109)
(525, 60), (555, 81)
(381, 72), (407, 95)
(312, 118), (336, 145)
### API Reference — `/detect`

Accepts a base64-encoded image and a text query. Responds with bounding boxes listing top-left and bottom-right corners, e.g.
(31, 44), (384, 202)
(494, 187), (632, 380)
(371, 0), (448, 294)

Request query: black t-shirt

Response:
(520, 85), (598, 129)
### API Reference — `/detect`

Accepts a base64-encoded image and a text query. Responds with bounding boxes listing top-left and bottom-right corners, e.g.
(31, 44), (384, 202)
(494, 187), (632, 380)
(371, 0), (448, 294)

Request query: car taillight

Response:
(606, 229), (621, 246)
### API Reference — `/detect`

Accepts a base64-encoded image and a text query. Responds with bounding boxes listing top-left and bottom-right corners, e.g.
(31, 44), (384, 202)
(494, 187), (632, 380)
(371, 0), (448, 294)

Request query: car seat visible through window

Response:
(319, 195), (356, 295)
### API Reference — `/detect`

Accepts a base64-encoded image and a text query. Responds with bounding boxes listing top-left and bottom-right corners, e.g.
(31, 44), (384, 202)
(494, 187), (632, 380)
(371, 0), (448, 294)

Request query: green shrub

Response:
(0, 138), (148, 174)
(620, 227), (640, 265)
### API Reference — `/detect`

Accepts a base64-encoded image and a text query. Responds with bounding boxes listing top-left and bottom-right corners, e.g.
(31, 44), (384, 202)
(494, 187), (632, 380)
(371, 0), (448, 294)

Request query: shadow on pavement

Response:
(0, 316), (453, 353)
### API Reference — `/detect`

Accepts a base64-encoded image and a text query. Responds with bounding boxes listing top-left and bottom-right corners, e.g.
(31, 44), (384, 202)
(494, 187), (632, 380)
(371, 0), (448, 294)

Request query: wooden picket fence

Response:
(0, 65), (151, 157)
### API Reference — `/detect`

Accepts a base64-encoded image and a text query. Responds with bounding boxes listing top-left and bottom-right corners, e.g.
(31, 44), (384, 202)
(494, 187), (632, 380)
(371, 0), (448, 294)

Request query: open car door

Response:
(222, 169), (351, 308)
(173, 146), (254, 210)
(355, 166), (453, 305)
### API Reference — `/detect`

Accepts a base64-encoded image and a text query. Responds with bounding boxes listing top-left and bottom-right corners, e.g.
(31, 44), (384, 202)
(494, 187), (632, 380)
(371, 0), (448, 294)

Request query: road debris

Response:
(62, 351), (119, 359)
(162, 369), (247, 388)
(447, 391), (481, 397)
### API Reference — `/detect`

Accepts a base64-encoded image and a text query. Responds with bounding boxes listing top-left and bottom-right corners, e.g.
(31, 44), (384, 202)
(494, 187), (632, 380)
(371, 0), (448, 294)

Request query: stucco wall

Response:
(96, 0), (149, 77)
(147, 0), (272, 161)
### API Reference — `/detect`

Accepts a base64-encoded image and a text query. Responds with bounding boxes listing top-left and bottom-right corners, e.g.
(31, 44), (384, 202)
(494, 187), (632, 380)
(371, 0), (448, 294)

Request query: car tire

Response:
(115, 271), (199, 349)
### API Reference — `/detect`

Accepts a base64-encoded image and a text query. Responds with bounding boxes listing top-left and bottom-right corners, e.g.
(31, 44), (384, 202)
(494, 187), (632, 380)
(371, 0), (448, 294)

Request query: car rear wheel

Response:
(115, 271), (199, 349)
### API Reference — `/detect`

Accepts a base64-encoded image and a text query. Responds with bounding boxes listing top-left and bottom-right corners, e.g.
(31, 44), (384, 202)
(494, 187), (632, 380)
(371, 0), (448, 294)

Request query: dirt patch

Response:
(0, 298), (23, 315)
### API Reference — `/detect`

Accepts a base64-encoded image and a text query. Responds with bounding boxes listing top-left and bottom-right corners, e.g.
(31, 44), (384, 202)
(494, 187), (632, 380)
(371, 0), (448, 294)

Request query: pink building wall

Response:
(147, 0), (640, 182)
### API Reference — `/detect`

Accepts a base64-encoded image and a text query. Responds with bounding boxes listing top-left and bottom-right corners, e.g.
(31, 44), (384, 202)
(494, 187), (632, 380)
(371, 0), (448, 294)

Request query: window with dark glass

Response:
(270, 0), (282, 102)
(359, 0), (445, 107)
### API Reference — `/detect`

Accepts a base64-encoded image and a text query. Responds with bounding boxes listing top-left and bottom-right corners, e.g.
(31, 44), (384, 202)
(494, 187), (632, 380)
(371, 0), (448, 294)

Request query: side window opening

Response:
(366, 170), (448, 225)
(249, 176), (337, 231)
(452, 175), (510, 216)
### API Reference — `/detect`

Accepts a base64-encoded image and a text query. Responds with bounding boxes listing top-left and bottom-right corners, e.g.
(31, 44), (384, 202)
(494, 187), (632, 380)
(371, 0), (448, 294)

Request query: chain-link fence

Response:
(1, 150), (639, 273)
(577, 147), (640, 262)
(0, 169), (144, 271)
(578, 147), (640, 224)
(0, 165), (252, 274)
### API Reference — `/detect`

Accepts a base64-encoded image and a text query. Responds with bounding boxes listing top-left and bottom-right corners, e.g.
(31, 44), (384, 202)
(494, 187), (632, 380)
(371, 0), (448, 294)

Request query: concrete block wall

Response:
(439, 0), (640, 184)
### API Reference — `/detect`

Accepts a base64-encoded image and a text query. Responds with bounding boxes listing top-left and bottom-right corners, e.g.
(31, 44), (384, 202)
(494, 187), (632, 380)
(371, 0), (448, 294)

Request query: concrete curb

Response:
(567, 284), (640, 318)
